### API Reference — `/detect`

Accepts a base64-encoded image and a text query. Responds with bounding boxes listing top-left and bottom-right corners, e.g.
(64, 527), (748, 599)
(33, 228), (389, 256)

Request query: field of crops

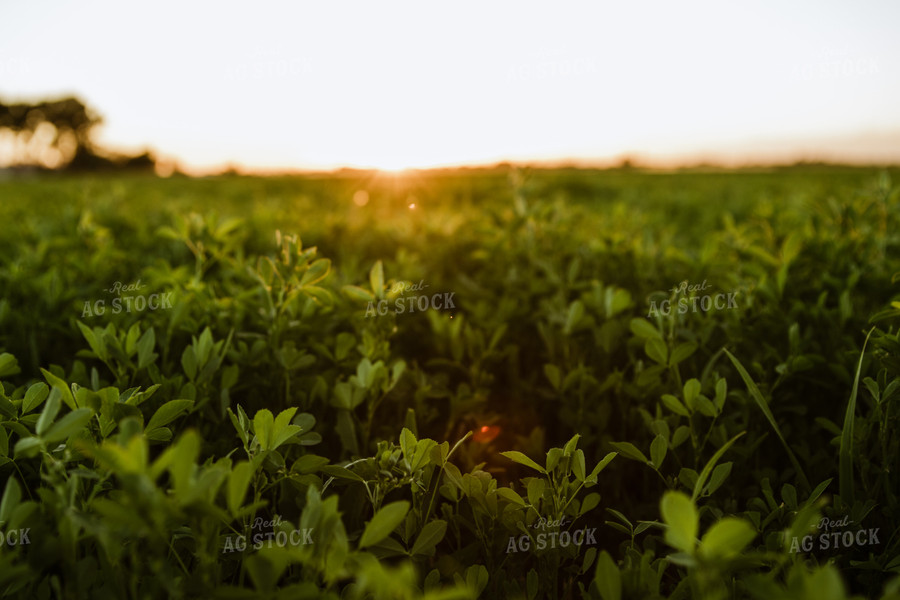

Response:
(1, 165), (899, 599)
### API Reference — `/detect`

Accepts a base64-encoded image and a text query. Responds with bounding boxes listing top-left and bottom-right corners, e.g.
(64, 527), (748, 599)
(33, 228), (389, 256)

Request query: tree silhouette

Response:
(0, 96), (155, 171)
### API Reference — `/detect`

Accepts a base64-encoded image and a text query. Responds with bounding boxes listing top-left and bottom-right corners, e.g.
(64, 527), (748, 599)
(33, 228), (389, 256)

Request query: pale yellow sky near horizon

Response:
(1, 0), (898, 172)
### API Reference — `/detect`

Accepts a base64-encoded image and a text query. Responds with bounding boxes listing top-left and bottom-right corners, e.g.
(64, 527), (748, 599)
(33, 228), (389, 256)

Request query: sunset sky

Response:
(1, 0), (898, 172)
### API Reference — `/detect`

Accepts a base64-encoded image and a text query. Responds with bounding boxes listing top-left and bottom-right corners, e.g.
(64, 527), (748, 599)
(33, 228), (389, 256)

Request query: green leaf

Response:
(803, 478), (833, 510)
(563, 433), (580, 455)
(43, 408), (93, 444)
(661, 394), (690, 417)
(605, 287), (632, 317)
(500, 451), (547, 473)
(136, 327), (157, 369)
(572, 449), (586, 481)
(369, 260), (384, 299)
(672, 426), (690, 448)
(704, 462), (732, 496)
(14, 437), (44, 458)
(645, 339), (668, 365)
(293, 412), (316, 432)
(650, 435), (667, 469)
(724, 349), (809, 489)
(342, 285), (375, 303)
(146, 399), (194, 432)
(546, 447), (563, 472)
(300, 285), (332, 306)
(607, 525), (635, 541)
(181, 347), (198, 381)
(698, 517), (756, 560)
(227, 461), (254, 516)
(400, 427), (417, 462)
(146, 427), (172, 442)
(692, 432), (744, 502)
(527, 478), (546, 507)
(253, 409), (275, 451)
(0, 478), (22, 522)
(527, 569), (539, 600)
(228, 406), (249, 449)
(682, 379), (701, 411)
(411, 519), (447, 556)
(359, 500), (410, 549)
(660, 491), (698, 554)
(269, 407), (301, 450)
(320, 464), (365, 482)
(0, 391), (15, 419)
(22, 383), (49, 414)
(669, 342), (697, 366)
(544, 364), (561, 390)
(123, 384), (161, 407)
(629, 318), (662, 340)
(695, 395), (717, 417)
(41, 368), (76, 409)
(714, 378), (727, 411)
(609, 442), (648, 464)
(36, 387), (62, 436)
(0, 353), (21, 378)
(580, 492), (601, 516)
(840, 329), (873, 507)
(564, 300), (585, 335)
(606, 508), (632, 529)
(464, 565), (489, 595)
(300, 258), (331, 286)
(495, 487), (526, 507)
(782, 483), (798, 509)
(410, 439), (437, 472)
(290, 454), (329, 474)
(594, 550), (622, 600)
(587, 452), (617, 482)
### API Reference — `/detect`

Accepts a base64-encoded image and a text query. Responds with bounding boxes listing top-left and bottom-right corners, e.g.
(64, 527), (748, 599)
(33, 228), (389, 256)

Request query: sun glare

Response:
(375, 161), (414, 174)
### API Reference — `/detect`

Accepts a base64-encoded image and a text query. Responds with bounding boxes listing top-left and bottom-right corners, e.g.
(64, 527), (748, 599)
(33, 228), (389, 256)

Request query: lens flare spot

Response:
(353, 190), (369, 206)
(473, 424), (501, 444)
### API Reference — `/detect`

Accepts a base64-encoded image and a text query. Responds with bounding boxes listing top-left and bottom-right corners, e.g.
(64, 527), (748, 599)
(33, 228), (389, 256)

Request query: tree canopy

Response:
(0, 96), (155, 171)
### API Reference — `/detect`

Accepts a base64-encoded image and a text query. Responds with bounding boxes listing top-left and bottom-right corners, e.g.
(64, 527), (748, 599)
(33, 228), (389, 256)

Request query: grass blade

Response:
(839, 328), (874, 507)
(692, 431), (745, 502)
(724, 349), (809, 489)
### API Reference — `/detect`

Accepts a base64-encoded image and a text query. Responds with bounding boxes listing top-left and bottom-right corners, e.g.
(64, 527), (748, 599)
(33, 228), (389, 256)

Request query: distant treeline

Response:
(0, 96), (156, 172)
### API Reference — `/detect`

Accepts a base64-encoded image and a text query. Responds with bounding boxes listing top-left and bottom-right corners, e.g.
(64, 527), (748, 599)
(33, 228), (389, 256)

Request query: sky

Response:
(1, 0), (899, 172)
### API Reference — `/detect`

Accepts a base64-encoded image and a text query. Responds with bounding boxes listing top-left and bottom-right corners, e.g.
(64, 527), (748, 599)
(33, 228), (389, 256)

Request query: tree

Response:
(0, 96), (154, 171)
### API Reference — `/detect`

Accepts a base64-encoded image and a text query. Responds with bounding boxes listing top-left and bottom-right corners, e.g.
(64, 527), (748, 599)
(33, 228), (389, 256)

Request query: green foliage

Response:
(0, 167), (899, 598)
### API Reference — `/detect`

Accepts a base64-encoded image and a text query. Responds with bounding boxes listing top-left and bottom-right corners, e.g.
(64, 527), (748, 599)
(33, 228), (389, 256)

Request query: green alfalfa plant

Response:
(612, 382), (740, 500)
(319, 426), (471, 560)
(501, 434), (617, 525)
(76, 321), (158, 388)
(658, 490), (758, 599)
(497, 436), (617, 598)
